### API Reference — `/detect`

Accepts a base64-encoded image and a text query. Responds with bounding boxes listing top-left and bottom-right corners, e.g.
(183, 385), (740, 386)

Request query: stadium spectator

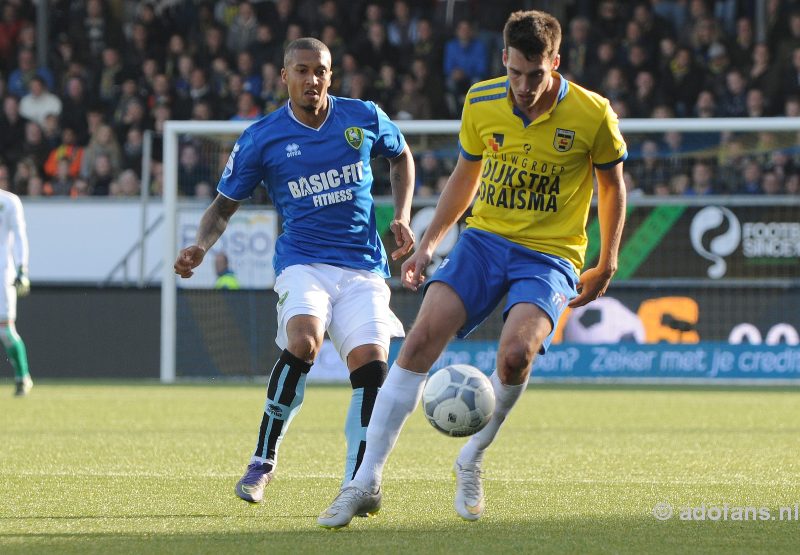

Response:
(560, 17), (592, 83)
(748, 43), (781, 104)
(0, 96), (28, 169)
(7, 48), (54, 98)
(687, 159), (719, 195)
(781, 47), (800, 102)
(60, 76), (90, 145)
(231, 91), (261, 121)
(663, 46), (704, 116)
(214, 252), (240, 290)
(693, 89), (718, 118)
(250, 23), (282, 69)
(394, 74), (431, 120)
(48, 158), (75, 196)
(111, 169), (140, 197)
(196, 25), (230, 69)
(12, 158), (39, 196)
(738, 158), (763, 194)
(68, 0), (122, 61)
(356, 21), (400, 76)
(719, 68), (750, 117)
(226, 1), (259, 54)
(728, 16), (756, 70)
(387, 0), (418, 67)
(121, 127), (144, 176)
(41, 113), (62, 149)
(760, 171), (783, 195)
(0, 4), (25, 71)
(96, 47), (125, 109)
(44, 127), (83, 179)
(87, 152), (115, 196)
(235, 51), (263, 95)
(443, 20), (489, 117)
(81, 124), (122, 180)
(21, 120), (49, 176)
(583, 39), (618, 91)
(19, 76), (62, 127)
(177, 142), (211, 197)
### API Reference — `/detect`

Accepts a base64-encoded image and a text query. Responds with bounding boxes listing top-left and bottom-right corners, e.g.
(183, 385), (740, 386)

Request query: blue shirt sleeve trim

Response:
(593, 151), (628, 169)
(459, 144), (482, 161)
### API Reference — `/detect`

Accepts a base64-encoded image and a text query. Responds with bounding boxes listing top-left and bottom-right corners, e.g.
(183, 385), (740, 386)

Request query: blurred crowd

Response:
(1, 0), (799, 199)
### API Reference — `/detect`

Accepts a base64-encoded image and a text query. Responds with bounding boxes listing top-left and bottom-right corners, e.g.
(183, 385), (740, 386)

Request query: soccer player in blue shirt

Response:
(174, 37), (415, 504)
(318, 10), (627, 527)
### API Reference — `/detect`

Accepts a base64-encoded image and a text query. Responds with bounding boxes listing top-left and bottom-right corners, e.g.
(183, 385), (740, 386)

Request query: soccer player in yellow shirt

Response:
(318, 9), (627, 527)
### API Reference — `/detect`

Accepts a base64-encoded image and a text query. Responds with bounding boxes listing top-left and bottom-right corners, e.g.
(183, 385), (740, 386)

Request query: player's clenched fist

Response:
(174, 245), (206, 278)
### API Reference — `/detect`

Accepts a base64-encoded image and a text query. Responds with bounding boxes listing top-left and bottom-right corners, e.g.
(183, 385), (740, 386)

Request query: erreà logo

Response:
(285, 143), (301, 157)
(488, 133), (504, 152)
(345, 127), (364, 149)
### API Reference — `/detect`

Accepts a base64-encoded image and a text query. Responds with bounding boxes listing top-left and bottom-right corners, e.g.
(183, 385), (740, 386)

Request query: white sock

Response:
(458, 371), (528, 466)
(351, 363), (427, 493)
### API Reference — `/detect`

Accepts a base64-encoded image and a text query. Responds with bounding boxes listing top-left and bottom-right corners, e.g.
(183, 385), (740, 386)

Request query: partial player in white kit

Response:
(0, 189), (32, 396)
(173, 37), (415, 504)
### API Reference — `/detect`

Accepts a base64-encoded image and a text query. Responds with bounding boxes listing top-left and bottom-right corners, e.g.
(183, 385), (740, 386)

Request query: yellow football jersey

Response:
(459, 73), (627, 272)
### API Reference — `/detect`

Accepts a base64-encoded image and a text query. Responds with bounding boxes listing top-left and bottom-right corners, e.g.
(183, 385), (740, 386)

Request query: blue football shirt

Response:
(217, 96), (406, 278)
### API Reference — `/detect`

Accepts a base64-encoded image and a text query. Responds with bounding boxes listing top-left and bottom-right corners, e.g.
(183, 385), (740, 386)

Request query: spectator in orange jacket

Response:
(43, 127), (84, 179)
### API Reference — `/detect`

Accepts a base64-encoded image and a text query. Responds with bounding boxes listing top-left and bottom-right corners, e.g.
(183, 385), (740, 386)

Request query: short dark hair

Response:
(503, 10), (561, 61)
(283, 37), (330, 68)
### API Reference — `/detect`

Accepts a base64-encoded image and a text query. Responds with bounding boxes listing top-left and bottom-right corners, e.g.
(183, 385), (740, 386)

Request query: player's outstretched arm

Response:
(174, 194), (241, 279)
(570, 163), (626, 308)
(401, 155), (482, 290)
(388, 143), (416, 261)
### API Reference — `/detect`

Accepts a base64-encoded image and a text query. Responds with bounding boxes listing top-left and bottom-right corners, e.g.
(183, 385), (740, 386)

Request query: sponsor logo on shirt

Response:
(554, 128), (575, 152)
(345, 127), (364, 149)
(285, 143), (302, 157)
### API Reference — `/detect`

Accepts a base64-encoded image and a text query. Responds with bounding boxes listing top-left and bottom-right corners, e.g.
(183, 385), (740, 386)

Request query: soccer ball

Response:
(422, 364), (495, 437)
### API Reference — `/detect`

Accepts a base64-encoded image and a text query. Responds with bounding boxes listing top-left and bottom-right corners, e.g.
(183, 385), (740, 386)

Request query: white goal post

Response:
(160, 117), (800, 383)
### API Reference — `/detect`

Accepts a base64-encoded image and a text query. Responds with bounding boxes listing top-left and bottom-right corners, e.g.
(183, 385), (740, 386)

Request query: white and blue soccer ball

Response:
(422, 364), (495, 437)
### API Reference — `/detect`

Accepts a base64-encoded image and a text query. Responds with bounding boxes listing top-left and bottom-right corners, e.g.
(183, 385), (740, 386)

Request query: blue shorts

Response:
(425, 228), (578, 353)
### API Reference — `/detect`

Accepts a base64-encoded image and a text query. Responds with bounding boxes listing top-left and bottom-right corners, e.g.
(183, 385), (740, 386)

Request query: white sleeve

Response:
(10, 196), (29, 273)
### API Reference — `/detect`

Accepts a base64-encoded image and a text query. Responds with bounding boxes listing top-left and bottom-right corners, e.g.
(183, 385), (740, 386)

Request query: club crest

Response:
(345, 127), (364, 149)
(554, 128), (575, 152)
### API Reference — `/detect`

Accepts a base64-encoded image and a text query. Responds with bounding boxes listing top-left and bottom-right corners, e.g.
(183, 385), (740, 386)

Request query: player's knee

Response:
(497, 344), (535, 378)
(286, 334), (321, 362)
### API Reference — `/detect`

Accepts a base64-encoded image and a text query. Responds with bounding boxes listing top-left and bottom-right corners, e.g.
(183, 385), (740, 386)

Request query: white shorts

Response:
(0, 284), (16, 321)
(274, 263), (405, 361)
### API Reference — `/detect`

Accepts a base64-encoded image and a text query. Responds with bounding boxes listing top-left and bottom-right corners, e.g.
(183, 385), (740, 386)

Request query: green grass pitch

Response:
(2, 382), (800, 554)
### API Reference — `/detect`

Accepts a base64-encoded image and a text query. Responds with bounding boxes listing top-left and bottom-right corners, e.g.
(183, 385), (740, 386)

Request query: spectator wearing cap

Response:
(7, 48), (55, 98)
(19, 75), (62, 127)
(704, 42), (731, 98)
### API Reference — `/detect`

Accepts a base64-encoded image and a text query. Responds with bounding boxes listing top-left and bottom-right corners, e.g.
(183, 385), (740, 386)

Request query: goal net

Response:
(161, 118), (800, 383)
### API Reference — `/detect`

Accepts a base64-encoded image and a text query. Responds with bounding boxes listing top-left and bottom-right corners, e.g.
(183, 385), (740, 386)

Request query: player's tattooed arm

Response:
(174, 194), (241, 278)
(388, 144), (415, 260)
